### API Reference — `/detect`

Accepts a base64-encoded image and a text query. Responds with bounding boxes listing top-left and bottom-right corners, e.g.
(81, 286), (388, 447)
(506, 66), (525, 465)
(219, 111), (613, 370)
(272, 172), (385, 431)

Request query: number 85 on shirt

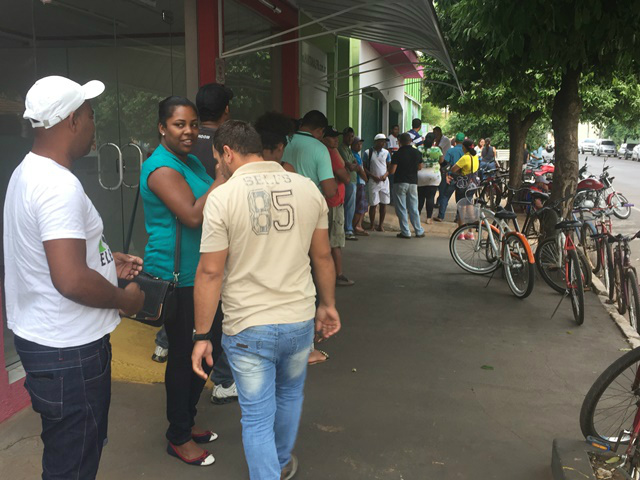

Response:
(248, 189), (294, 235)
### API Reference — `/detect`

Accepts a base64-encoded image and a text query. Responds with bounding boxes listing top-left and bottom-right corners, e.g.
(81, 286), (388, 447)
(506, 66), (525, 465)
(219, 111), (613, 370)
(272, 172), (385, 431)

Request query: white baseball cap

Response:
(24, 76), (105, 129)
(374, 133), (387, 141)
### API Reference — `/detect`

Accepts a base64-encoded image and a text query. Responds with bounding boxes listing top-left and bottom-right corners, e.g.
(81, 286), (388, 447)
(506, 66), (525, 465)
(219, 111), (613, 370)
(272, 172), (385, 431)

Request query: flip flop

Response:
(308, 350), (330, 366)
(355, 230), (369, 236)
(375, 226), (385, 232)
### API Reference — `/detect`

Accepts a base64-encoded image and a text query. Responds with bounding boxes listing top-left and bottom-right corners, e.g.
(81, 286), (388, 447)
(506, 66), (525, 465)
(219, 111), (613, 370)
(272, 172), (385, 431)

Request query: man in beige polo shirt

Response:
(191, 120), (341, 480)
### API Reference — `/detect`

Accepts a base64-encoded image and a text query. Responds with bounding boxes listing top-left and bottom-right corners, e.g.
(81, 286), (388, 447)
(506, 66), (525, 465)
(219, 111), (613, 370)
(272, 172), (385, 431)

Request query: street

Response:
(578, 153), (640, 269)
(0, 233), (630, 479)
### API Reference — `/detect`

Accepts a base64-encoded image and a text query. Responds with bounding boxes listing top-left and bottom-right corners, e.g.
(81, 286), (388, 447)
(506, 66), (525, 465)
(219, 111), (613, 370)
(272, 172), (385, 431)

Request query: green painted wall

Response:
(335, 37), (360, 133)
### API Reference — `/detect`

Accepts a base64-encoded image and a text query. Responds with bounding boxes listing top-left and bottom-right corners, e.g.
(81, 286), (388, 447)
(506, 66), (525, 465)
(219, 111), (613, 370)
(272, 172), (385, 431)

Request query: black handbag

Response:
(119, 186), (181, 327)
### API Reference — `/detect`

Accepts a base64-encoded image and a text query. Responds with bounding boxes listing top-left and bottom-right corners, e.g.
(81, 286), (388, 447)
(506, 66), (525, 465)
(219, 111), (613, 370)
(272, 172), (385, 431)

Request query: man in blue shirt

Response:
(407, 118), (424, 147)
(436, 132), (465, 221)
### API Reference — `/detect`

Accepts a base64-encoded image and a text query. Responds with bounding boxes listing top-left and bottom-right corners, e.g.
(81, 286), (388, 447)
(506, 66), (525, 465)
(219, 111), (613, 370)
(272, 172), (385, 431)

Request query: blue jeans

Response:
(223, 320), (314, 480)
(344, 182), (356, 234)
(393, 183), (424, 236)
(14, 334), (112, 480)
(155, 325), (169, 349)
(437, 179), (456, 220)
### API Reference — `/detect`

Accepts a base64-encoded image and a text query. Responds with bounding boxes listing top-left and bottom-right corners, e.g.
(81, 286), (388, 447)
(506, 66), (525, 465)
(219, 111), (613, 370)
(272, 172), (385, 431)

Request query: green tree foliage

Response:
(438, 0), (640, 210)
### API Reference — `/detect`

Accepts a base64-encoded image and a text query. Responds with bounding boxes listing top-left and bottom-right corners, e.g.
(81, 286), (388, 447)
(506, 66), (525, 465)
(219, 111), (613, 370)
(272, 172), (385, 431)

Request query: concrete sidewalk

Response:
(0, 234), (630, 479)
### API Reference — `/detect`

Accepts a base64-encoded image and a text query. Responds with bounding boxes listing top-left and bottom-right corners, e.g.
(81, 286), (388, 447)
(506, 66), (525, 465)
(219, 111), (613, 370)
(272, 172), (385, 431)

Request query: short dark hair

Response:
(158, 96), (197, 127)
(300, 110), (328, 130)
(342, 126), (354, 135)
(398, 132), (412, 145)
(196, 83), (233, 123)
(412, 118), (422, 129)
(213, 120), (263, 157)
(254, 112), (296, 151)
(391, 124), (399, 130)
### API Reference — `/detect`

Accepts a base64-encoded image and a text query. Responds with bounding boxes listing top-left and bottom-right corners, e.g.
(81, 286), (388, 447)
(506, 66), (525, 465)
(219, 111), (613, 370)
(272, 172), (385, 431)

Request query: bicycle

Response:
(449, 199), (535, 299)
(609, 231), (640, 334)
(478, 168), (509, 209)
(535, 217), (585, 325)
(580, 347), (640, 477)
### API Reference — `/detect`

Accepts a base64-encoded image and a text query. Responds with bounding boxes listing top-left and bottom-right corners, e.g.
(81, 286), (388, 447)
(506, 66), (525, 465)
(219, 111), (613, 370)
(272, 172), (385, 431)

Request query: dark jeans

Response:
(437, 179), (456, 220)
(418, 185), (438, 218)
(210, 301), (234, 388)
(15, 334), (112, 480)
(164, 287), (213, 445)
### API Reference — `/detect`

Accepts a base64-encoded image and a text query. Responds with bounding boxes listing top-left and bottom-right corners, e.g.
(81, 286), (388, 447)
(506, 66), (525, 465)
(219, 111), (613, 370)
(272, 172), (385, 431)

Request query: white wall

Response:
(359, 42), (406, 134)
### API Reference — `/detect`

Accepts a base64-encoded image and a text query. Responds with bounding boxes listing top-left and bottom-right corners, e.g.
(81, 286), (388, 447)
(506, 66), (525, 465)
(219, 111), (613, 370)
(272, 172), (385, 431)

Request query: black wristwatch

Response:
(192, 329), (212, 342)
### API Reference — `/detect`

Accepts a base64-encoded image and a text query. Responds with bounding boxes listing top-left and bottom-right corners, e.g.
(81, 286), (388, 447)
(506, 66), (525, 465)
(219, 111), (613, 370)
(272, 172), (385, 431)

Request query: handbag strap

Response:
(173, 219), (182, 284)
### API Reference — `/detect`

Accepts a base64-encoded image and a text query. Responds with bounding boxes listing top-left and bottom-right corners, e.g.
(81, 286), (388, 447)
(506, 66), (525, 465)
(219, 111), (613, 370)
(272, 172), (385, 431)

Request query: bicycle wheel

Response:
(503, 234), (535, 299)
(568, 250), (585, 325)
(601, 241), (613, 299)
(607, 243), (617, 302)
(615, 260), (626, 315)
(535, 237), (566, 294)
(523, 215), (542, 243)
(576, 248), (593, 290)
(580, 347), (640, 444)
(627, 270), (640, 334)
(449, 223), (500, 275)
(581, 224), (600, 274)
(610, 193), (631, 220)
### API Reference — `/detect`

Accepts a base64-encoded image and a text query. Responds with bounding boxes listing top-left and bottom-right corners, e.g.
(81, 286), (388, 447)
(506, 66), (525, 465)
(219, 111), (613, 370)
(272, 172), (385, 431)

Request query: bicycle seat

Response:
(494, 209), (517, 220)
(555, 220), (583, 230)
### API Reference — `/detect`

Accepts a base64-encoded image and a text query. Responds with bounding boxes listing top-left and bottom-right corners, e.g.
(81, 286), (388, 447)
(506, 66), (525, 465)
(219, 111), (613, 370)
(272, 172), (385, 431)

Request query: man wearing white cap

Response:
(363, 133), (392, 231)
(3, 76), (145, 479)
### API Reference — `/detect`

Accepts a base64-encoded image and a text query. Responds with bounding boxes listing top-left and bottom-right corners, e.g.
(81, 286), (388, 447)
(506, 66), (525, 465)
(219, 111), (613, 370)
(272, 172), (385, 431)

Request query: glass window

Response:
(223, 0), (281, 122)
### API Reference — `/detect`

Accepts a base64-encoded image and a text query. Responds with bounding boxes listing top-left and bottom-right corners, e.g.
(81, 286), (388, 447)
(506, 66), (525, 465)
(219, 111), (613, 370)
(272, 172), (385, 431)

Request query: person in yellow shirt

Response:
(448, 139), (480, 233)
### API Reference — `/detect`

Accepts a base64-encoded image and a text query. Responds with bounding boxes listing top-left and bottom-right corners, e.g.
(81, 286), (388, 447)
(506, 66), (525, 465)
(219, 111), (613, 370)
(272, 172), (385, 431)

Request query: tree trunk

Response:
(551, 67), (582, 216)
(507, 111), (543, 189)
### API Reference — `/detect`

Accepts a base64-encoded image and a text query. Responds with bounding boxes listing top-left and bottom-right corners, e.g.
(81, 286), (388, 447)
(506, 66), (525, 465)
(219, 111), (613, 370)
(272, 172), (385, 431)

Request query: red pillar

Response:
(197, 0), (220, 86)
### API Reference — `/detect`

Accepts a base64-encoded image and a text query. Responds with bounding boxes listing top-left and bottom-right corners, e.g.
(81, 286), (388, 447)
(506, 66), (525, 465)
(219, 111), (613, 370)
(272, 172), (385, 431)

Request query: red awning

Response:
(369, 42), (423, 79)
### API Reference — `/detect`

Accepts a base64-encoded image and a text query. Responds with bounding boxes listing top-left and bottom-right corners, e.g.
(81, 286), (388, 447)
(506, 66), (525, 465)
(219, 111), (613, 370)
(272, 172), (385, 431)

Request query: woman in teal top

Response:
(140, 96), (223, 467)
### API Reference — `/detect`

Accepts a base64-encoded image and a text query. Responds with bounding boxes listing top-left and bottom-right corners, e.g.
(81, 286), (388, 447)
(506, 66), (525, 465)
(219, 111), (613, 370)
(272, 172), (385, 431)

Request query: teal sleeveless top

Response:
(140, 144), (213, 286)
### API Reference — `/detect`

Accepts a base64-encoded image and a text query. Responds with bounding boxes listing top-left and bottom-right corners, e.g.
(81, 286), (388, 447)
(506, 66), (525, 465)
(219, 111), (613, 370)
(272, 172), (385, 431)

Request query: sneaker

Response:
(416, 232), (425, 238)
(396, 233), (412, 239)
(152, 345), (168, 363)
(211, 383), (238, 405)
(345, 233), (358, 241)
(281, 454), (298, 480)
(464, 232), (475, 240)
(457, 233), (466, 240)
(336, 274), (355, 287)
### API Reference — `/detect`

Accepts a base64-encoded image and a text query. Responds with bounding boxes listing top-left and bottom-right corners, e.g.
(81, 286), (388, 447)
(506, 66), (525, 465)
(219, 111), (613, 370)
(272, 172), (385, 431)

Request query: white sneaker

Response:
(211, 383), (238, 405)
(151, 345), (168, 363)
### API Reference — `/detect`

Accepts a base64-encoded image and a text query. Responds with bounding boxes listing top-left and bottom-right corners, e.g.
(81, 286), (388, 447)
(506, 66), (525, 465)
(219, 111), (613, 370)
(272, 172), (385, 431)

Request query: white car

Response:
(633, 144), (640, 161)
(580, 138), (597, 154)
(595, 139), (617, 156)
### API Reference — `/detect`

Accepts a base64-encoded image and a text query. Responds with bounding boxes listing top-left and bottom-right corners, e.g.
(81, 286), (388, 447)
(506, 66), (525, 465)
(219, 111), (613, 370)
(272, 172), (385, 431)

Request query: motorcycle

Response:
(574, 158), (631, 219)
(523, 161), (554, 184)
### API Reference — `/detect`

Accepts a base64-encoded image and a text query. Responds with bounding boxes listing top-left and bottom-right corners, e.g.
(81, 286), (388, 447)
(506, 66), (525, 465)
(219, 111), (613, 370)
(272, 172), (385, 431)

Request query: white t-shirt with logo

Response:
(3, 152), (120, 348)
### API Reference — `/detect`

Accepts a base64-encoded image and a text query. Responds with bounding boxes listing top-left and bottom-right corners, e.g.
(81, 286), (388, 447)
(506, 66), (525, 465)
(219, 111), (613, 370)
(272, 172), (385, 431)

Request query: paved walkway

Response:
(0, 230), (631, 479)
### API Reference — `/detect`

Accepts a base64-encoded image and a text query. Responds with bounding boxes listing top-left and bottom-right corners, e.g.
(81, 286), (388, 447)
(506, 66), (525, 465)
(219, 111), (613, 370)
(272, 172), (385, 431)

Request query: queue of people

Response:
(4, 73), (489, 480)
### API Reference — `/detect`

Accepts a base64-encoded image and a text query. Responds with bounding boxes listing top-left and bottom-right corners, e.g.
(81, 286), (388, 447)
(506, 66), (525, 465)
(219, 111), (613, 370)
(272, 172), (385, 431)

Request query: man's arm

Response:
(44, 239), (144, 315)
(320, 178), (338, 198)
(333, 156), (350, 185)
(192, 249), (228, 380)
(309, 228), (341, 339)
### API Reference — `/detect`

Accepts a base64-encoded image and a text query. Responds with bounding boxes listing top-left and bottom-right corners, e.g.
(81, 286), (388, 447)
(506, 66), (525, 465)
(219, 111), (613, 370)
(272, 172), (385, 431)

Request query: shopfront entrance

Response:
(0, 0), (188, 373)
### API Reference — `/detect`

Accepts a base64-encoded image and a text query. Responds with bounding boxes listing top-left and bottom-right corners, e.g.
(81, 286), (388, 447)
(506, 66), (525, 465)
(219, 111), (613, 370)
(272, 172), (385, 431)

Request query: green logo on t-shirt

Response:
(99, 236), (114, 266)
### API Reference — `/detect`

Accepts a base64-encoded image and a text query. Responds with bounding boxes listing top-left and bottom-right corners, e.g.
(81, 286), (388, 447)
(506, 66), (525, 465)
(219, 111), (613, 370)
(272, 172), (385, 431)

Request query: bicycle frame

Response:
(476, 207), (535, 268)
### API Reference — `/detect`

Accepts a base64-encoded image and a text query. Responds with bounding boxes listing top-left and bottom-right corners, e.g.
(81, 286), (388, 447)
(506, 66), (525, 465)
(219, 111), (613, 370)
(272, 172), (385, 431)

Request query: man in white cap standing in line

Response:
(3, 76), (145, 479)
(363, 133), (392, 232)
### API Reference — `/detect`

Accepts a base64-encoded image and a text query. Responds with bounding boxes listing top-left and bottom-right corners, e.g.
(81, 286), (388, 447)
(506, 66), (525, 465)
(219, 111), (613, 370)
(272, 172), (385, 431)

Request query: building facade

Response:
(0, 0), (453, 422)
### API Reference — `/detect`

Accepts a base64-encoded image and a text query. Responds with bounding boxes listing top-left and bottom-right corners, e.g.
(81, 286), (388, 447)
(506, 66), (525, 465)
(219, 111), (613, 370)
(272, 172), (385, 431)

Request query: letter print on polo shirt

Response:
(247, 189), (295, 236)
(99, 235), (114, 267)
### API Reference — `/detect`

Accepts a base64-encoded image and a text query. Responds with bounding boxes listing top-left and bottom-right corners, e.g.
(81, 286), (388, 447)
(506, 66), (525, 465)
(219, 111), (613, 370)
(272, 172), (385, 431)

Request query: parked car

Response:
(632, 144), (640, 161)
(618, 143), (637, 159)
(580, 138), (597, 154)
(595, 139), (617, 156)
